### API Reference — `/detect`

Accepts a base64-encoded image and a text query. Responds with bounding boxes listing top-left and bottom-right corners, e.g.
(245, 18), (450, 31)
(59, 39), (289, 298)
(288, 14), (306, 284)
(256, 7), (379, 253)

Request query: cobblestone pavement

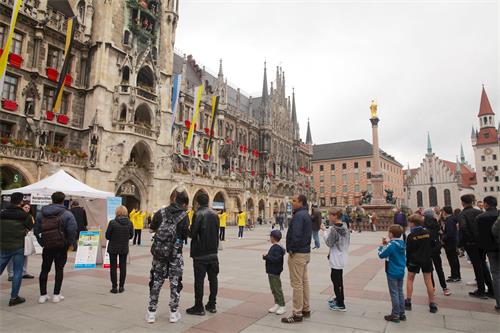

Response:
(1, 226), (499, 332)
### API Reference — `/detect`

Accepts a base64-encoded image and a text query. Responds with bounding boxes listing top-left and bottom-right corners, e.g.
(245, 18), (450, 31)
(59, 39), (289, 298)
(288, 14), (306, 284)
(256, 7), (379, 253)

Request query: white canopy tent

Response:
(2, 170), (114, 198)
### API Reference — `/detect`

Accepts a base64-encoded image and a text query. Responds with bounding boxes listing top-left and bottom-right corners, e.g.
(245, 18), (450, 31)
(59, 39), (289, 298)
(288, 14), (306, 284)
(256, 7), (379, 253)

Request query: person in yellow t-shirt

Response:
(218, 210), (228, 241)
(132, 210), (146, 245)
(237, 211), (246, 239)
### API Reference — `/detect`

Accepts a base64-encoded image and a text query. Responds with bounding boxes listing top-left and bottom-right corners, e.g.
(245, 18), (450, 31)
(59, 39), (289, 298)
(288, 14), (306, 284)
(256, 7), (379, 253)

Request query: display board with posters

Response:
(74, 230), (100, 269)
(106, 197), (123, 223)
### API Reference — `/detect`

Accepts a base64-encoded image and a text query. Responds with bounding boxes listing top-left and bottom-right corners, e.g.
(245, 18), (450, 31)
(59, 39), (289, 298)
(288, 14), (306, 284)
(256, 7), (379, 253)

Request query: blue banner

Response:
(171, 74), (182, 136)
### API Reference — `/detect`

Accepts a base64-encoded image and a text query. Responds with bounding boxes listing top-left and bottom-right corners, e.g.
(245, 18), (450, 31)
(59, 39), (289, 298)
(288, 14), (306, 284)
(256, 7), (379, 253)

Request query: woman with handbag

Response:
(7, 201), (35, 281)
(105, 206), (134, 293)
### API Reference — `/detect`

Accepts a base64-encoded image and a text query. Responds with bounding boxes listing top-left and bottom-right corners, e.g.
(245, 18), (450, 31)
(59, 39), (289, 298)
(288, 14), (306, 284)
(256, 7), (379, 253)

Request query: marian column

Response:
(369, 100), (385, 205)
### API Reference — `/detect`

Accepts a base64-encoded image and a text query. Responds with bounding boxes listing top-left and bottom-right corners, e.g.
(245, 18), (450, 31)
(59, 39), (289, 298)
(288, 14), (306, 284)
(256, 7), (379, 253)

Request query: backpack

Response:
(40, 212), (66, 249)
(150, 209), (187, 260)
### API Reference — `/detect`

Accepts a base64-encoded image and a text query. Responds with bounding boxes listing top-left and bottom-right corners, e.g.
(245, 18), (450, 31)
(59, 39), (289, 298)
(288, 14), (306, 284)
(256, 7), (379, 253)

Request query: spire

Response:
(470, 126), (476, 138)
(427, 132), (432, 154)
(406, 162), (411, 177)
(306, 118), (312, 145)
(261, 61), (268, 106)
(455, 156), (461, 175)
(276, 66), (280, 93)
(478, 85), (495, 117)
(460, 144), (465, 163)
(218, 58), (223, 78)
(292, 88), (298, 140)
(282, 70), (286, 103)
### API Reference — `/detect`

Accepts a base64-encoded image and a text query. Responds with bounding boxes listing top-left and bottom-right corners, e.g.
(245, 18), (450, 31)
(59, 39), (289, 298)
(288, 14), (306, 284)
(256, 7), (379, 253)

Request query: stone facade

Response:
(0, 0), (313, 224)
(312, 140), (403, 208)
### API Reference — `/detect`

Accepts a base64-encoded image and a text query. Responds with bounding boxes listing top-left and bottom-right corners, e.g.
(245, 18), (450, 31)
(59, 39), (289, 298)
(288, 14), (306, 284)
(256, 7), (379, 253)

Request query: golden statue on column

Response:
(370, 100), (378, 119)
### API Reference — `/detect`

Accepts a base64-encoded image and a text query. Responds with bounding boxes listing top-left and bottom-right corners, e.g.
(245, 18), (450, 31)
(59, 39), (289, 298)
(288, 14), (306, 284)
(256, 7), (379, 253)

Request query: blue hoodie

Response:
(378, 239), (406, 279)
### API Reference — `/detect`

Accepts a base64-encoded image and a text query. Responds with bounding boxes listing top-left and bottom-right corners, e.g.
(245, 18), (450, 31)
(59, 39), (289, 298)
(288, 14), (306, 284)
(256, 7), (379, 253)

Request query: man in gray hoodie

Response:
(34, 191), (77, 304)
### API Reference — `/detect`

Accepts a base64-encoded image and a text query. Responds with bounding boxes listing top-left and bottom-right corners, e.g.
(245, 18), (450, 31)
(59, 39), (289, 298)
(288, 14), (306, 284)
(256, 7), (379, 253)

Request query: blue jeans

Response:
(387, 276), (405, 316)
(0, 248), (25, 299)
(312, 230), (320, 248)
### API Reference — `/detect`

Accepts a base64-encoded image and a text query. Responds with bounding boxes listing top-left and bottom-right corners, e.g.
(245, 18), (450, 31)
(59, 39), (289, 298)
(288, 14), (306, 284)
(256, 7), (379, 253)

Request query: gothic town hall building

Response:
(0, 0), (313, 223)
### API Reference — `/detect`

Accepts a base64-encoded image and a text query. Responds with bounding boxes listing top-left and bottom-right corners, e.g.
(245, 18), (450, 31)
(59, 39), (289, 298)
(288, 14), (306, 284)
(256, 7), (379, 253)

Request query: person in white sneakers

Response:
(34, 191), (77, 304)
(263, 230), (286, 315)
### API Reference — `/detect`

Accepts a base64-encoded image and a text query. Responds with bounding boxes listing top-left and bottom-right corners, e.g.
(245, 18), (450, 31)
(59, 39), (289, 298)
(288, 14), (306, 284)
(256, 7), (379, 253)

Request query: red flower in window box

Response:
(47, 68), (59, 82)
(203, 153), (209, 160)
(251, 170), (256, 176)
(46, 111), (55, 121)
(268, 172), (273, 177)
(184, 120), (191, 128)
(57, 114), (69, 125)
(192, 150), (196, 156)
(239, 145), (243, 152)
(183, 148), (189, 155)
(64, 74), (72, 86)
(8, 53), (23, 68)
(1, 99), (17, 111)
(204, 127), (210, 135)
(1, 137), (8, 145)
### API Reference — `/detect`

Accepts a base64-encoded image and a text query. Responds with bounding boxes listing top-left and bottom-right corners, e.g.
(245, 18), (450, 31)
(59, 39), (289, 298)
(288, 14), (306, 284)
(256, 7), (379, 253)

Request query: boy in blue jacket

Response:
(378, 225), (406, 323)
(263, 230), (286, 315)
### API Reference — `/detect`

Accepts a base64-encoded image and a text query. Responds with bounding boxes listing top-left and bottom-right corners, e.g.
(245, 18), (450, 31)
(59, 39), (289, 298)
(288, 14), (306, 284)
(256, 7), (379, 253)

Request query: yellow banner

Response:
(185, 85), (203, 148)
(206, 95), (220, 156)
(52, 17), (75, 114)
(0, 0), (22, 91)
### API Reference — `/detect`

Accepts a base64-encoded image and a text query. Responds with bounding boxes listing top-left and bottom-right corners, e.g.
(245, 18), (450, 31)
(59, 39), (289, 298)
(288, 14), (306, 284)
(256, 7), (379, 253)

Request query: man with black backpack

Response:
(146, 190), (189, 324)
(34, 191), (77, 304)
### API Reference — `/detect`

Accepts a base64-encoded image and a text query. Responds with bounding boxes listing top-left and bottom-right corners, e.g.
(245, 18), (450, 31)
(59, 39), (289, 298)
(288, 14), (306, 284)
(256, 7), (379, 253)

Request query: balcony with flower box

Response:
(8, 53), (23, 68)
(57, 114), (69, 125)
(64, 74), (72, 87)
(46, 111), (55, 121)
(1, 99), (18, 111)
(47, 68), (59, 82)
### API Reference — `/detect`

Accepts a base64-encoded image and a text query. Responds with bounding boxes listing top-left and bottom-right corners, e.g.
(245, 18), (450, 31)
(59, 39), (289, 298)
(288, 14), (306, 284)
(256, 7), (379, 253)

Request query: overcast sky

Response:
(175, 0), (498, 169)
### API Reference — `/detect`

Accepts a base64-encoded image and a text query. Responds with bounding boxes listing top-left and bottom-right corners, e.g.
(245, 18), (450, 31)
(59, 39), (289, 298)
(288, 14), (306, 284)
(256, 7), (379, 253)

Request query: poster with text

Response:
(74, 231), (100, 269)
(103, 241), (110, 268)
(107, 197), (123, 223)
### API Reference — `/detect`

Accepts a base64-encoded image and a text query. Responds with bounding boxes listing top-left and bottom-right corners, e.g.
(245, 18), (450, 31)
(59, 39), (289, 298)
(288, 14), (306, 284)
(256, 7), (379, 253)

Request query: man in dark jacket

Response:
(282, 194), (312, 324)
(476, 196), (499, 310)
(423, 209), (449, 295)
(146, 191), (189, 324)
(458, 194), (493, 299)
(70, 200), (87, 239)
(310, 205), (321, 249)
(187, 193), (219, 316)
(442, 206), (461, 282)
(34, 191), (77, 304)
(0, 192), (33, 306)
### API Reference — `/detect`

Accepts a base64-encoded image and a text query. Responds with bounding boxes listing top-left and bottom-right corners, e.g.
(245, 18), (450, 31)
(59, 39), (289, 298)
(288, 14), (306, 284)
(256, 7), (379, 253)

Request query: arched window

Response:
(137, 66), (155, 89)
(134, 104), (152, 127)
(123, 31), (131, 45)
(122, 66), (130, 83)
(119, 104), (127, 122)
(417, 191), (423, 207)
(429, 186), (437, 207)
(77, 1), (86, 24)
(444, 189), (451, 206)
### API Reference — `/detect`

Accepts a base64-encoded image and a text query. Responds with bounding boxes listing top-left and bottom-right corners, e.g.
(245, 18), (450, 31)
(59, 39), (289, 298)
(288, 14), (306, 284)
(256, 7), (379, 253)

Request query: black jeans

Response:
(465, 244), (493, 294)
(431, 252), (447, 289)
(109, 253), (127, 288)
(445, 246), (461, 279)
(39, 247), (67, 295)
(330, 268), (344, 307)
(238, 226), (244, 238)
(193, 259), (219, 308)
(219, 227), (225, 241)
(133, 229), (142, 245)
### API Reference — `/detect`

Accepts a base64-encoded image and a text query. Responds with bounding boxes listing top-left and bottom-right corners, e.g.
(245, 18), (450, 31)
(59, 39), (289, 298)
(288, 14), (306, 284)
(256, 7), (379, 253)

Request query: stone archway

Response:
(0, 164), (33, 190)
(213, 191), (227, 212)
(116, 179), (142, 212)
(246, 197), (255, 222)
(279, 202), (285, 213)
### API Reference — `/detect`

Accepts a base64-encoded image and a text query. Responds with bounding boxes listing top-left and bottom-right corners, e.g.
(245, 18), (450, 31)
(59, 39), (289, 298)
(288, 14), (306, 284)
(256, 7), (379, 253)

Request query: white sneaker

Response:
(276, 306), (286, 315)
(52, 294), (64, 303)
(268, 304), (279, 313)
(38, 295), (50, 304)
(146, 311), (156, 324)
(169, 311), (181, 323)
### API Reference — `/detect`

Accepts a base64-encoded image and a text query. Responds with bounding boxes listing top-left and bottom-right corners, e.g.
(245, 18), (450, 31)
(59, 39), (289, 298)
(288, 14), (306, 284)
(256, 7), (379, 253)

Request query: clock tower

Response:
(472, 86), (500, 201)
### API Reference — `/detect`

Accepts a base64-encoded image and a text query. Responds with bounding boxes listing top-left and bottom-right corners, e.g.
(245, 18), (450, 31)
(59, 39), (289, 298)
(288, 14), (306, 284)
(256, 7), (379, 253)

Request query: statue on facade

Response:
(361, 190), (372, 205)
(263, 175), (271, 194)
(385, 189), (396, 204)
(89, 134), (98, 167)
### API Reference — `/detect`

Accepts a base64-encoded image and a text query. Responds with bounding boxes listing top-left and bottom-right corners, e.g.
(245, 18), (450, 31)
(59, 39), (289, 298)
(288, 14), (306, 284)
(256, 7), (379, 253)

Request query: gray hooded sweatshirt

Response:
(322, 222), (350, 269)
